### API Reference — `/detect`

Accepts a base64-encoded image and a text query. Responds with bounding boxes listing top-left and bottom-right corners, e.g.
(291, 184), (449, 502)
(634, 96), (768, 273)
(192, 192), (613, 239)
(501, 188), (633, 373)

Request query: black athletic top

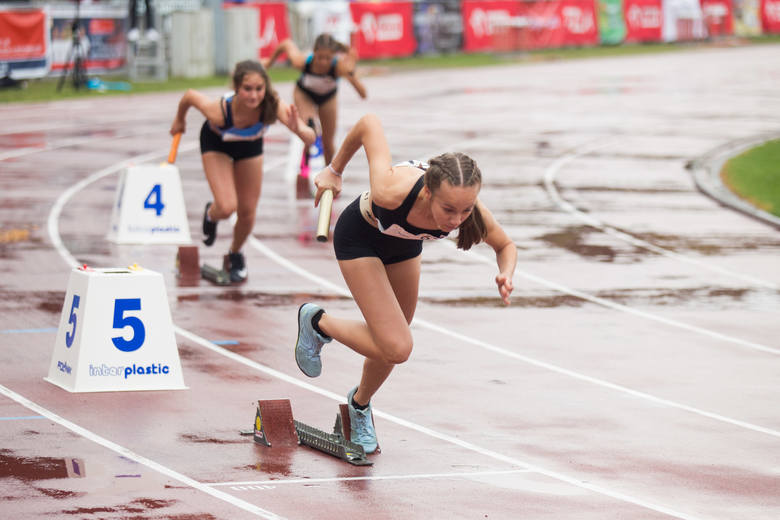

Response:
(372, 165), (449, 241)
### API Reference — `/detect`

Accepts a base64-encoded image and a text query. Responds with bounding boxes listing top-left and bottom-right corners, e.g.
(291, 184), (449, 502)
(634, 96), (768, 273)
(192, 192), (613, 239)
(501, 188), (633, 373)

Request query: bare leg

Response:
(293, 87), (318, 132)
(202, 152), (237, 220)
(319, 255), (421, 405)
(229, 155), (263, 253)
(318, 95), (338, 164)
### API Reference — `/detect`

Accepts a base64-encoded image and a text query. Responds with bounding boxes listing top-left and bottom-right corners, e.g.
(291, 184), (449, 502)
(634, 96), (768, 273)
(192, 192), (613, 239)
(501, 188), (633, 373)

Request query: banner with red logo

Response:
(700, 0), (733, 35)
(350, 1), (417, 59)
(224, 1), (291, 59)
(761, 0), (780, 32)
(0, 8), (50, 79)
(462, 0), (598, 52)
(624, 0), (663, 42)
(461, 0), (519, 52)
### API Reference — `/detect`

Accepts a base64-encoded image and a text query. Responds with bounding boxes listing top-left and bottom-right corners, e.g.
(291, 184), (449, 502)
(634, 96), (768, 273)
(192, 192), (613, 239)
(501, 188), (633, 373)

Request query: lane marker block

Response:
(45, 265), (186, 392)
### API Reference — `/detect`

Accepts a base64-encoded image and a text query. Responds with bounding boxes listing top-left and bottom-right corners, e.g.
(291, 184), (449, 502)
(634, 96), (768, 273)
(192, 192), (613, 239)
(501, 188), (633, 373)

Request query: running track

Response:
(1, 44), (779, 519)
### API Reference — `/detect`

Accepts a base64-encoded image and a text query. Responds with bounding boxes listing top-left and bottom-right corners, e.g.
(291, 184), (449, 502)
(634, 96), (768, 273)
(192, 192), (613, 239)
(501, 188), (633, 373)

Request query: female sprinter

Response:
(263, 33), (367, 165)
(294, 114), (516, 453)
(170, 60), (315, 283)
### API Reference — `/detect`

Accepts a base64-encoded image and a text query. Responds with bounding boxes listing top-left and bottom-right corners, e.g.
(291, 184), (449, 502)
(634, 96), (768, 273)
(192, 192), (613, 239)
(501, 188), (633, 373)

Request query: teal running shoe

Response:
(295, 303), (331, 377)
(347, 386), (378, 454)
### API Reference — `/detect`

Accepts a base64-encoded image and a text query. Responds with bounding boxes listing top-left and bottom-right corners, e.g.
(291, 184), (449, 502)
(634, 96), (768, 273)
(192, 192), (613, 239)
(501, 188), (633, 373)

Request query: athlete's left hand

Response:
(286, 104), (316, 146)
(495, 273), (513, 305)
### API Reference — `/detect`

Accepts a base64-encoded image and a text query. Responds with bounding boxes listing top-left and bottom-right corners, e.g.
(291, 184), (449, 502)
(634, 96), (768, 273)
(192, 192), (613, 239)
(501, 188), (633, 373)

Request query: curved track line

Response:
(543, 140), (779, 290)
(41, 147), (709, 519)
(0, 383), (285, 520)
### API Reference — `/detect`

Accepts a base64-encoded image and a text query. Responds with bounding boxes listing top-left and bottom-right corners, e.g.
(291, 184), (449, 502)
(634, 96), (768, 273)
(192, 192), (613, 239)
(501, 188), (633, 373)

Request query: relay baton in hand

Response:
(316, 189), (334, 242)
(168, 133), (182, 164)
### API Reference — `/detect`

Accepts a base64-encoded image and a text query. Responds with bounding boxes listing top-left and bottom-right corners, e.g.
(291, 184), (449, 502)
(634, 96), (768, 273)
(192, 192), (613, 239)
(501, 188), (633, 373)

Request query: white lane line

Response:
(446, 239), (779, 356)
(0, 383), (286, 520)
(172, 327), (702, 520)
(211, 469), (533, 488)
(542, 139), (779, 291)
(249, 235), (780, 439)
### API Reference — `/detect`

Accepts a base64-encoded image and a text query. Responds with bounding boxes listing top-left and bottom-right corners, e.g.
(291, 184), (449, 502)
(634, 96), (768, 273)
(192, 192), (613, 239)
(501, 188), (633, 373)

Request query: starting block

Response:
(200, 263), (231, 285)
(245, 399), (374, 466)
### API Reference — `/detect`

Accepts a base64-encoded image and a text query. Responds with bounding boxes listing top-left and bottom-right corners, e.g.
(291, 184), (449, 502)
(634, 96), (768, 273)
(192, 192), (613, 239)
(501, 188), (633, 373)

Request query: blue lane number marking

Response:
(65, 294), (80, 348)
(143, 184), (165, 216)
(111, 298), (146, 352)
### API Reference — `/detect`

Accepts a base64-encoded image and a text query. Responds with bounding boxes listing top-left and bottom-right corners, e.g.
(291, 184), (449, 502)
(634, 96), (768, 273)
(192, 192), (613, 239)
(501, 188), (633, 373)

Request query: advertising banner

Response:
(413, 0), (463, 54)
(761, 0), (780, 32)
(700, 0), (733, 35)
(223, 1), (291, 59)
(350, 1), (417, 59)
(50, 4), (127, 74)
(461, 0), (519, 52)
(598, 0), (627, 44)
(0, 8), (50, 80)
(624, 0), (663, 42)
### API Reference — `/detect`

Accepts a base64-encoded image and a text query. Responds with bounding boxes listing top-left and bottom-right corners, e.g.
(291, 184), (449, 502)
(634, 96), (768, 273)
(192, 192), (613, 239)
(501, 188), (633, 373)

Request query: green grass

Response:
(721, 139), (780, 217)
(3, 35), (780, 104)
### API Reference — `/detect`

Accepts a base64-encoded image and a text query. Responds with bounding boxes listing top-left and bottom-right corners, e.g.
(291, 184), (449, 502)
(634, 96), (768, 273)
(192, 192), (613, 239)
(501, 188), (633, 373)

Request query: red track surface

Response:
(1, 45), (779, 519)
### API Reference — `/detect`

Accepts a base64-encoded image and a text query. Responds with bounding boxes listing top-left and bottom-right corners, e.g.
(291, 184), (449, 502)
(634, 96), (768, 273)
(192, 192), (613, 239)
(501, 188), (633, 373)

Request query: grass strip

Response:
(721, 139), (780, 217)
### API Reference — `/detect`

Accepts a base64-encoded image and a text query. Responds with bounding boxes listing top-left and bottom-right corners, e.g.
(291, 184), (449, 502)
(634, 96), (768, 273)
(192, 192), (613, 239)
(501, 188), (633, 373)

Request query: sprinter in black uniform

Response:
(264, 34), (367, 165)
(170, 60), (315, 283)
(293, 114), (517, 454)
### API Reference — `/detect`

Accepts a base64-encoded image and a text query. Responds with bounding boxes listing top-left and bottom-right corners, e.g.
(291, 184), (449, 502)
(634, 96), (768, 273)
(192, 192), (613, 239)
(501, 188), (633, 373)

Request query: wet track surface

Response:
(1, 45), (779, 519)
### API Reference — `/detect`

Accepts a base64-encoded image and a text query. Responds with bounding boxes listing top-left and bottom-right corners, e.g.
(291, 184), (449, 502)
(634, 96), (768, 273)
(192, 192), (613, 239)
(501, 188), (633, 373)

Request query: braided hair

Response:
(424, 152), (487, 250)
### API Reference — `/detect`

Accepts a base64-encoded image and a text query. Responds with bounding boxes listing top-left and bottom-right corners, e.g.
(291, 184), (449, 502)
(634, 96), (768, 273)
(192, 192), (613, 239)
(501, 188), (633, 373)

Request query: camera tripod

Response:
(57, 0), (88, 92)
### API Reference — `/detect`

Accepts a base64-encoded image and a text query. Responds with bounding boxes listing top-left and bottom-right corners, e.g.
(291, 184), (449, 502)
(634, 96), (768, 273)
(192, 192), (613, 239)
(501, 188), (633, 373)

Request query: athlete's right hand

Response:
(314, 168), (342, 207)
(170, 119), (185, 136)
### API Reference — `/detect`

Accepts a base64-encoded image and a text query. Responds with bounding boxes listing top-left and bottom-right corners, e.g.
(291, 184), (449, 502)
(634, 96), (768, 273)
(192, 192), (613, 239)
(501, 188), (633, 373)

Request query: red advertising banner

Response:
(700, 0), (733, 36)
(761, 0), (780, 32)
(350, 1), (417, 59)
(461, 0), (519, 52)
(0, 8), (49, 79)
(624, 0), (663, 42)
(462, 0), (598, 52)
(224, 1), (291, 59)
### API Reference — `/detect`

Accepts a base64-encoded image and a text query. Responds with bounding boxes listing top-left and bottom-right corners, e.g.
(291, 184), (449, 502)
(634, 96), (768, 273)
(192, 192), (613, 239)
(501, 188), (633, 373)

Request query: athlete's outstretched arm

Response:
(276, 99), (316, 146)
(170, 89), (222, 136)
(314, 113), (392, 205)
(262, 39), (306, 69)
(479, 201), (517, 305)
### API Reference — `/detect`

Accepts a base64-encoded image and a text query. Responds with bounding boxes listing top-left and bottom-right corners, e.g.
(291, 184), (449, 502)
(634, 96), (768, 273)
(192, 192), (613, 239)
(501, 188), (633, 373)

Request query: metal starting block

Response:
(245, 399), (373, 466)
(201, 263), (231, 285)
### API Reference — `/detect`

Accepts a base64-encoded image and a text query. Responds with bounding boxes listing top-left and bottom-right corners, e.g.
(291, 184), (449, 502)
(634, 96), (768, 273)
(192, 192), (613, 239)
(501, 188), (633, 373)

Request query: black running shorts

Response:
(334, 196), (423, 265)
(199, 121), (263, 161)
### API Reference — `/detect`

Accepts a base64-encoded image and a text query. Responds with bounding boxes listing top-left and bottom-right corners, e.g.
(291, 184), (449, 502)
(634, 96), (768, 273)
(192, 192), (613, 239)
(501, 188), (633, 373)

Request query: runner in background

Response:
(294, 114), (517, 453)
(170, 60), (315, 283)
(263, 33), (367, 166)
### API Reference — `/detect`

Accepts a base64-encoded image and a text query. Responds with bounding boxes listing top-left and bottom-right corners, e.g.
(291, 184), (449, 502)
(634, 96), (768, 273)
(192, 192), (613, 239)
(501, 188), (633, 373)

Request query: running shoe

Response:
(223, 251), (247, 284)
(347, 386), (378, 454)
(295, 303), (331, 377)
(202, 202), (217, 246)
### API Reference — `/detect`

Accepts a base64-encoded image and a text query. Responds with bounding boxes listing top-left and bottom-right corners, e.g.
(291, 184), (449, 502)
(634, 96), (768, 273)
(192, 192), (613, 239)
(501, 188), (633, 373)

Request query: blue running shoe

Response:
(347, 386), (378, 454)
(295, 303), (331, 377)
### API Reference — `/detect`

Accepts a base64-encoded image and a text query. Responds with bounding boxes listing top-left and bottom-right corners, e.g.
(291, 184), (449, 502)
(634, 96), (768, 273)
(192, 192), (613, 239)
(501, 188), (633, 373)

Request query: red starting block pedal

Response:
(176, 246), (200, 285)
(334, 403), (381, 454)
(252, 399), (299, 447)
